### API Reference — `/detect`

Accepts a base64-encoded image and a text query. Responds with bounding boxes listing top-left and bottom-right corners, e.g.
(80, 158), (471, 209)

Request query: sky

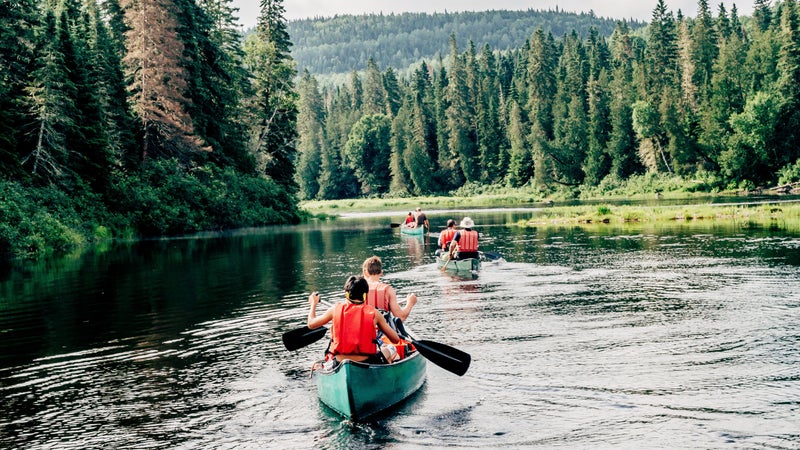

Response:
(232, 1), (755, 30)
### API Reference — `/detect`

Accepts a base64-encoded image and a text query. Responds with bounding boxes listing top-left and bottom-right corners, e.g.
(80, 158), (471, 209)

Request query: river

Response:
(1, 206), (799, 448)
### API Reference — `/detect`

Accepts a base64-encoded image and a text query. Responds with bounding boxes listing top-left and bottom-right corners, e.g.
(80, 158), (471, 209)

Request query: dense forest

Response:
(292, 0), (800, 202)
(4, 0), (800, 260)
(0, 0), (300, 259)
(286, 9), (646, 79)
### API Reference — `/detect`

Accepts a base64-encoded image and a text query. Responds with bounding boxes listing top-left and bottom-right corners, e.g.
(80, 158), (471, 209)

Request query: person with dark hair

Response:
(436, 219), (457, 257)
(403, 211), (416, 228)
(414, 207), (429, 230)
(307, 276), (400, 364)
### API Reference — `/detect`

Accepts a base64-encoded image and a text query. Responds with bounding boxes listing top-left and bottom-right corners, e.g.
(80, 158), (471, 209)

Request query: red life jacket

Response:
(440, 228), (457, 250)
(366, 282), (390, 311)
(330, 302), (378, 356)
(458, 230), (479, 252)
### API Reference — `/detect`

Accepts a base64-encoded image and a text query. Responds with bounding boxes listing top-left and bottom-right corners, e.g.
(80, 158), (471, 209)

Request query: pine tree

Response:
(754, 0), (773, 33)
(23, 11), (77, 184)
(690, 0), (719, 105)
(362, 57), (387, 115)
(123, 0), (206, 161)
(383, 67), (403, 117)
(295, 70), (325, 200)
(584, 29), (612, 185)
(505, 100), (533, 186)
(645, 0), (679, 103)
(607, 21), (641, 179)
(0, 0), (39, 176)
(245, 0), (298, 190)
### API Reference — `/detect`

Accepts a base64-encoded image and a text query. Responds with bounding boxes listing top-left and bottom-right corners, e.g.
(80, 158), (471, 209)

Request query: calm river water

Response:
(1, 205), (799, 449)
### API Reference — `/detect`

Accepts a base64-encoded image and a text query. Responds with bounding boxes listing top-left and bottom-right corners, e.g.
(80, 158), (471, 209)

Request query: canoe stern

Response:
(316, 351), (426, 421)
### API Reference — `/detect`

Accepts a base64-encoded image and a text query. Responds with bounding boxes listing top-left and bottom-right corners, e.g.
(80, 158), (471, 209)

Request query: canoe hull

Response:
(400, 225), (425, 236)
(436, 255), (481, 272)
(316, 351), (426, 421)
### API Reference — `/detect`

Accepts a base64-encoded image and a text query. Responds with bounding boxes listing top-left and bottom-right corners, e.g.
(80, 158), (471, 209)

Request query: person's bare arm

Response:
(389, 286), (417, 321)
(307, 292), (333, 329)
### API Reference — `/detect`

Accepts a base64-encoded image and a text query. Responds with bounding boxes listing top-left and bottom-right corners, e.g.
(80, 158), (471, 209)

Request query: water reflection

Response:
(1, 212), (800, 448)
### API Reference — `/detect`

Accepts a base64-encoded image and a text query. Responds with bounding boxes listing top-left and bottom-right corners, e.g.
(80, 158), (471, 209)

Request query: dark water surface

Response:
(1, 208), (799, 449)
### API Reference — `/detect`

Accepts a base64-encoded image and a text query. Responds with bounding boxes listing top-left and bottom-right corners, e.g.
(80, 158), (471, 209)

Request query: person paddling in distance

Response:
(403, 211), (416, 228)
(436, 219), (457, 258)
(449, 217), (479, 260)
(362, 256), (417, 321)
(307, 276), (401, 364)
(414, 207), (429, 230)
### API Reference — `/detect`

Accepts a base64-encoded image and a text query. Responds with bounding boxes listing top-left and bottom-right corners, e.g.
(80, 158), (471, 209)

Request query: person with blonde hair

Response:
(362, 256), (417, 321)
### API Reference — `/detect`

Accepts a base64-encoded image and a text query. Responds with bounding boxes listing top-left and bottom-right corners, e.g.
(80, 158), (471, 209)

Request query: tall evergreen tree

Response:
(773, 0), (800, 175)
(0, 0), (39, 176)
(753, 0), (773, 33)
(362, 57), (387, 115)
(607, 21), (641, 179)
(123, 0), (206, 161)
(295, 70), (325, 200)
(584, 29), (612, 185)
(23, 11), (77, 184)
(245, 0), (298, 191)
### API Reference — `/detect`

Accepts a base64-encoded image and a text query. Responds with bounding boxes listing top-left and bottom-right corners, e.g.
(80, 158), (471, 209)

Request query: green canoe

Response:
(316, 351), (427, 421)
(436, 254), (481, 273)
(399, 225), (425, 236)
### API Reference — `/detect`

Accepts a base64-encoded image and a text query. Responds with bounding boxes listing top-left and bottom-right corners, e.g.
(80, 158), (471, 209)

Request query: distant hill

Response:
(286, 9), (647, 77)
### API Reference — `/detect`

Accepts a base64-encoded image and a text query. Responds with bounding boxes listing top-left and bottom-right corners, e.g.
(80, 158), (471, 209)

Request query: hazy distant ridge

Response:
(286, 9), (646, 76)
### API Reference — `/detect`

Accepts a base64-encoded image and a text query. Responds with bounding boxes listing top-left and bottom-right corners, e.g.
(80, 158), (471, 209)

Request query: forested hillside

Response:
(0, 0), (300, 259)
(293, 0), (800, 202)
(287, 9), (646, 76)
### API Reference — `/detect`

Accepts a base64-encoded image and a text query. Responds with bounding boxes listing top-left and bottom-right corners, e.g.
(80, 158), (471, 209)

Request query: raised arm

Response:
(307, 292), (334, 329)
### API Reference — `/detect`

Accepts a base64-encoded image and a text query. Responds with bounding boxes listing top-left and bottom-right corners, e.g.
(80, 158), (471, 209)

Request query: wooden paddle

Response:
(441, 243), (458, 272)
(394, 318), (471, 376)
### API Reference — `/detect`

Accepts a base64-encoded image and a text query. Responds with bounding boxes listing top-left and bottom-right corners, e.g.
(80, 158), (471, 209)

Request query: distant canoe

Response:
(316, 351), (426, 421)
(400, 225), (425, 236)
(436, 254), (481, 273)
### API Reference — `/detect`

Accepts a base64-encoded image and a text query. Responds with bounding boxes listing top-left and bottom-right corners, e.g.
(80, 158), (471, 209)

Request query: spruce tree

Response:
(123, 0), (205, 161)
(295, 70), (325, 200)
(245, 0), (298, 191)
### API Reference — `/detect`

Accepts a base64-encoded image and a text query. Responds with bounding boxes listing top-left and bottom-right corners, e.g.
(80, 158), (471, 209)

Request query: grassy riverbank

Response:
(514, 202), (800, 229)
(301, 193), (800, 232)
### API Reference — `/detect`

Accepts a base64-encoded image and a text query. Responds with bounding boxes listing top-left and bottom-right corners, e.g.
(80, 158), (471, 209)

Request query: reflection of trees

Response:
(401, 235), (425, 265)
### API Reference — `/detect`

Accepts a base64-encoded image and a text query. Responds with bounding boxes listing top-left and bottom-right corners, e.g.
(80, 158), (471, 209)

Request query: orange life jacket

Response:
(457, 230), (479, 252)
(330, 302), (378, 356)
(366, 282), (390, 311)
(440, 228), (457, 250)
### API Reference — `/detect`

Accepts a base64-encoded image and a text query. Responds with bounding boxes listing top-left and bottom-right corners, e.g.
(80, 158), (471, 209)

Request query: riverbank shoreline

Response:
(301, 194), (800, 230)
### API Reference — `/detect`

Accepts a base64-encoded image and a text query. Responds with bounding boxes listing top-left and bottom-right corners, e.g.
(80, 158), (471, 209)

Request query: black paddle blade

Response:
(413, 339), (471, 376)
(390, 223), (401, 228)
(480, 251), (503, 260)
(282, 326), (327, 351)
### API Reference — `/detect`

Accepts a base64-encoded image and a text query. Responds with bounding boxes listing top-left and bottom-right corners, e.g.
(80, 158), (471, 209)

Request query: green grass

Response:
(513, 202), (800, 230)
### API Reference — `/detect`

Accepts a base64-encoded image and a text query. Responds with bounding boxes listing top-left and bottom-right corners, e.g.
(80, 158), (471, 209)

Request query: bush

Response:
(777, 159), (800, 185)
